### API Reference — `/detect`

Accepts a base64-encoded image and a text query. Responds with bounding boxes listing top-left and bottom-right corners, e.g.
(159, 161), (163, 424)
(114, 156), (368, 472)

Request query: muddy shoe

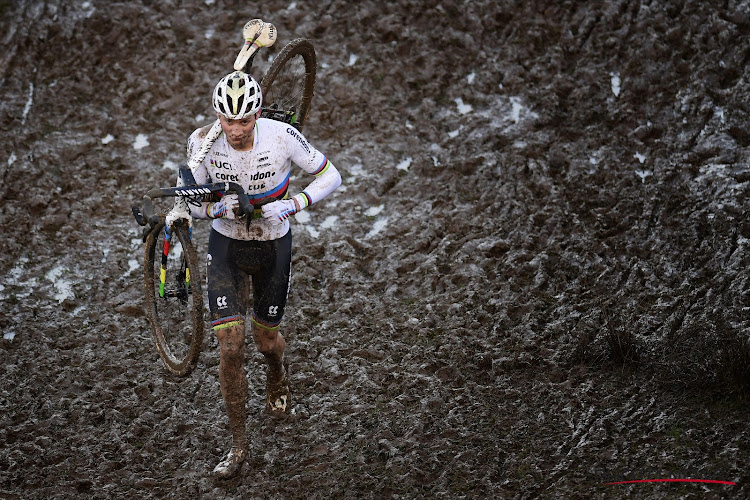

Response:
(265, 359), (291, 416)
(212, 447), (247, 479)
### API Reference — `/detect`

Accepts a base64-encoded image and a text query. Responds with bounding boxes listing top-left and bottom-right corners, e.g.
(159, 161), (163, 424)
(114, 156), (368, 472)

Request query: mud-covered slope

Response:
(1, 1), (749, 498)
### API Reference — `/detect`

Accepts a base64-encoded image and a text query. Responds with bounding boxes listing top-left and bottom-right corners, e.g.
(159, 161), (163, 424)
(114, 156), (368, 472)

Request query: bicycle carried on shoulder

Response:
(132, 20), (316, 376)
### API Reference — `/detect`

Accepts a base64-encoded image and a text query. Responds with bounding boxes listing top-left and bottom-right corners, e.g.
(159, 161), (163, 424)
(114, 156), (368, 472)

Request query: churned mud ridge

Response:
(1, 0), (749, 498)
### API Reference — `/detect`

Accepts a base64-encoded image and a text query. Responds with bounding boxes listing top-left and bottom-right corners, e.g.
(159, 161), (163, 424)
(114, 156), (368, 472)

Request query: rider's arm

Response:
(287, 130), (342, 211)
(184, 127), (229, 220)
(260, 134), (341, 225)
(290, 155), (342, 212)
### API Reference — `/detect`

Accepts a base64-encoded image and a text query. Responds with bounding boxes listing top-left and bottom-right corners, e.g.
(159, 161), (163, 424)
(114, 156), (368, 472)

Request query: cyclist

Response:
(183, 70), (341, 477)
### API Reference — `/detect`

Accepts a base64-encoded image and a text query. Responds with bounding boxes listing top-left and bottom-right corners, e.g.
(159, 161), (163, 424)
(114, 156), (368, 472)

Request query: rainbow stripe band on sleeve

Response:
(212, 315), (244, 331)
(296, 191), (312, 209)
(251, 311), (281, 331)
(312, 157), (331, 176)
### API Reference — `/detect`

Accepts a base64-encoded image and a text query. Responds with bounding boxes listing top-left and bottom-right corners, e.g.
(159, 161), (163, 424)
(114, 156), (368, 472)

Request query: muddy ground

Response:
(1, 0), (749, 498)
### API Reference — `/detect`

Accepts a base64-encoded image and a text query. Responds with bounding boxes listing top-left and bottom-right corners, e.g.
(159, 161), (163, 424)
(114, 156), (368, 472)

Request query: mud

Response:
(1, 0), (749, 498)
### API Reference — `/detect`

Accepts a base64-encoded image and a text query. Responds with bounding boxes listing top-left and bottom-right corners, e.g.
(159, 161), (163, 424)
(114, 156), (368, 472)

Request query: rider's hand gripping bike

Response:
(132, 21), (316, 376)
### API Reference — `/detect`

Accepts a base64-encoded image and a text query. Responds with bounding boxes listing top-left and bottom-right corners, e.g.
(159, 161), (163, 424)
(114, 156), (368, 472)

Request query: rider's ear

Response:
(256, 109), (262, 120)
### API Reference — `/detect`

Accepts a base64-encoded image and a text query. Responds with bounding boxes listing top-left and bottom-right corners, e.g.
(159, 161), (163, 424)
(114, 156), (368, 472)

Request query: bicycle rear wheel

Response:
(261, 38), (316, 131)
(143, 219), (204, 376)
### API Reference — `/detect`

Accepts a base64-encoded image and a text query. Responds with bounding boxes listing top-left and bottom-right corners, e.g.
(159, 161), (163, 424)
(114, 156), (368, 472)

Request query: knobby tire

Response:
(143, 219), (204, 376)
(261, 38), (316, 131)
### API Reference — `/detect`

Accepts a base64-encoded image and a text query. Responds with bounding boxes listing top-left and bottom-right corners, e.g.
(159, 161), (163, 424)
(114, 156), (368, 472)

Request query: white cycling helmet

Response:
(212, 71), (262, 119)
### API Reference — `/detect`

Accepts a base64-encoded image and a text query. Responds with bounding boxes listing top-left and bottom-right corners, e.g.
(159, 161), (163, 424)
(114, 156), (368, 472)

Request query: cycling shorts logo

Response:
(217, 296), (228, 309)
(286, 127), (310, 153)
(268, 305), (279, 317)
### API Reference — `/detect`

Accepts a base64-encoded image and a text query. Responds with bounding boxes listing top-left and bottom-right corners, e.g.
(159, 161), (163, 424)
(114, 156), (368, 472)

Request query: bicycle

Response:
(132, 20), (317, 376)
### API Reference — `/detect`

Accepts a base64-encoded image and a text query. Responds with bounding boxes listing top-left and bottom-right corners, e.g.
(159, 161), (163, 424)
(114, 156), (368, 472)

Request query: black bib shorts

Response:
(206, 228), (292, 332)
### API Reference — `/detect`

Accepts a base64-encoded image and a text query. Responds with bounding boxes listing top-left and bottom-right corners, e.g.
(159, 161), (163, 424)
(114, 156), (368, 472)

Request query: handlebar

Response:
(132, 181), (255, 228)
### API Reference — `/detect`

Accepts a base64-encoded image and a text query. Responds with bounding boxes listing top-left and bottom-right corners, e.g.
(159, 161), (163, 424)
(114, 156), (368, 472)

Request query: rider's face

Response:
(217, 111), (259, 151)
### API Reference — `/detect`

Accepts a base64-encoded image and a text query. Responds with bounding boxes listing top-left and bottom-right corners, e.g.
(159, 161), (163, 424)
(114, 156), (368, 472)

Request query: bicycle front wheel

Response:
(261, 38), (316, 131)
(143, 219), (204, 376)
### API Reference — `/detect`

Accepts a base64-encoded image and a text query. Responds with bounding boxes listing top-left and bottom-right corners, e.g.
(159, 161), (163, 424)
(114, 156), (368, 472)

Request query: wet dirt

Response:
(1, 0), (749, 498)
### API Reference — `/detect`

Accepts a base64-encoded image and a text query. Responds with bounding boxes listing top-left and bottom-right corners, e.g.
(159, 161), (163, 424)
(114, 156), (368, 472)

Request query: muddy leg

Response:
(252, 320), (290, 415)
(213, 322), (248, 477)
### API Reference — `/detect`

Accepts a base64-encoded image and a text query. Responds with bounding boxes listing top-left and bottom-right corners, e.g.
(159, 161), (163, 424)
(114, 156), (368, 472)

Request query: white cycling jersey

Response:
(186, 118), (341, 241)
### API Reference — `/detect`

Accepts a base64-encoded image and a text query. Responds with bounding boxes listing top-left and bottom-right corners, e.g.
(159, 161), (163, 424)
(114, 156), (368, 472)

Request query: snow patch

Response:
(101, 134), (114, 144)
(635, 170), (652, 183)
(163, 160), (179, 171)
(366, 217), (388, 238)
(46, 265), (74, 303)
(133, 134), (150, 150)
(9, 256), (29, 281)
(21, 81), (34, 124)
(7, 152), (16, 165)
(346, 162), (366, 181)
(467, 72), (476, 84)
(348, 54), (358, 66)
(127, 258), (139, 276)
(81, 1), (95, 17)
(396, 158), (412, 171)
(364, 205), (384, 217)
(610, 72), (621, 97)
(320, 216), (339, 229)
(510, 96), (524, 123)
(3, 256), (38, 301)
(455, 97), (472, 115)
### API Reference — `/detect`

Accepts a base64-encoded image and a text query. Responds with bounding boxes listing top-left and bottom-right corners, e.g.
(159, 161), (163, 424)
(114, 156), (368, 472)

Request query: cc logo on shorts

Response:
(268, 305), (279, 316)
(217, 296), (228, 309)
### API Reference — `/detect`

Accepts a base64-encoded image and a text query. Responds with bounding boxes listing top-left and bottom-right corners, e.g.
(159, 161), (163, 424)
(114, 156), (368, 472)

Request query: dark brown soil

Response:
(1, 0), (749, 498)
